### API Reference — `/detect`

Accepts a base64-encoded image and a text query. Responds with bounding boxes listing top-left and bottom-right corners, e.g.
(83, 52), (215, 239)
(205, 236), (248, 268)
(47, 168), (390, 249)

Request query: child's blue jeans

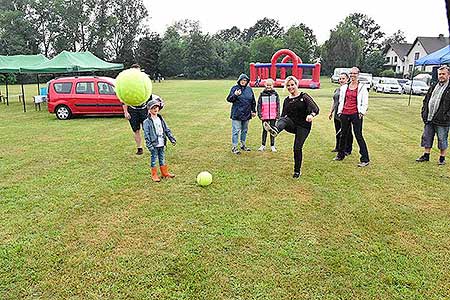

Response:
(150, 146), (165, 167)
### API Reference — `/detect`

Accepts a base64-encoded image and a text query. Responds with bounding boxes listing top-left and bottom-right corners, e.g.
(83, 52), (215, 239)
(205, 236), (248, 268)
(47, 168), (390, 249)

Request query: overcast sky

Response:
(143, 0), (449, 44)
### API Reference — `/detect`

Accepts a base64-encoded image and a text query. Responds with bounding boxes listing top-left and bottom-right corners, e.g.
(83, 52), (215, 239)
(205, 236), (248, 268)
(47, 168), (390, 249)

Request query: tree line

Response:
(1, 0), (407, 79)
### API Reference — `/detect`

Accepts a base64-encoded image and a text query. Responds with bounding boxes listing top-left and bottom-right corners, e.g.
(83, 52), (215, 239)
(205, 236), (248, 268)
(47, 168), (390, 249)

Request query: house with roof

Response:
(383, 43), (412, 75)
(404, 34), (450, 76)
(383, 35), (449, 78)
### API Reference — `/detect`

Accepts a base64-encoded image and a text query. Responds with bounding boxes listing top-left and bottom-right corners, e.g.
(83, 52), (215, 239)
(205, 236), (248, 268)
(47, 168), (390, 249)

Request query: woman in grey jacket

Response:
(328, 72), (353, 154)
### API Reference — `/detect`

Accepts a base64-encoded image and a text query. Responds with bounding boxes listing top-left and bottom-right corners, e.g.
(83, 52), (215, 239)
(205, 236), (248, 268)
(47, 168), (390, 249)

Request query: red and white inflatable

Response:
(249, 49), (321, 88)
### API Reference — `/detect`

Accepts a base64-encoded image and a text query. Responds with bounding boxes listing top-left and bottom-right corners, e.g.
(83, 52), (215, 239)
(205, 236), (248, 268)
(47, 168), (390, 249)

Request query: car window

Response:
(98, 82), (115, 95)
(76, 82), (95, 94)
(414, 81), (428, 87)
(53, 82), (73, 94)
(384, 79), (398, 84)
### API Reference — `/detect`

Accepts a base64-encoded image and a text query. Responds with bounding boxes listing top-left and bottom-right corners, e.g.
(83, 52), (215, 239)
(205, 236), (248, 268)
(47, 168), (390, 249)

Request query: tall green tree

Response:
(136, 32), (162, 77)
(184, 31), (218, 78)
(158, 27), (185, 77)
(382, 30), (407, 48)
(243, 18), (284, 42)
(362, 51), (385, 76)
(283, 25), (316, 62)
(107, 0), (148, 65)
(0, 0), (38, 54)
(249, 36), (282, 62)
(321, 20), (364, 74)
(215, 26), (243, 42)
(346, 13), (385, 60)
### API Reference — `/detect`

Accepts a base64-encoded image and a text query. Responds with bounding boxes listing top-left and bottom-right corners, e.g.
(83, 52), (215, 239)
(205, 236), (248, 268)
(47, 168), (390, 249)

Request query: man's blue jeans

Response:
(231, 119), (249, 147)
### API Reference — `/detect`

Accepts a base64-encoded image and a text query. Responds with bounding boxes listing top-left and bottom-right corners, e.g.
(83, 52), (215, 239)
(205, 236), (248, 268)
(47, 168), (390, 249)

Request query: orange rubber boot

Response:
(160, 165), (175, 178)
(151, 167), (161, 182)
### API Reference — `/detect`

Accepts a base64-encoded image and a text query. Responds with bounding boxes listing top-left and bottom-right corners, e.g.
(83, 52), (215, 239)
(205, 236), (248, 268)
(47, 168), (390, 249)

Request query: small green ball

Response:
(115, 68), (152, 106)
(197, 171), (212, 187)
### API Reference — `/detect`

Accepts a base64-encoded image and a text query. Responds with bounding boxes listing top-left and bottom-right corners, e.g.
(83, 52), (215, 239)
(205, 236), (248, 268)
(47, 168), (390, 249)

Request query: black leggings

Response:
(334, 117), (353, 153)
(338, 114), (369, 162)
(276, 117), (311, 173)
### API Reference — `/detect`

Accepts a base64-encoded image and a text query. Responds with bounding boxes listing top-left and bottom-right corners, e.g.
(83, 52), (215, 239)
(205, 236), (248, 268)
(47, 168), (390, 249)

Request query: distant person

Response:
(263, 76), (319, 178)
(328, 72), (353, 154)
(143, 98), (176, 182)
(255, 76), (262, 87)
(257, 78), (280, 152)
(226, 74), (256, 154)
(416, 66), (450, 165)
(333, 67), (370, 167)
(121, 63), (161, 155)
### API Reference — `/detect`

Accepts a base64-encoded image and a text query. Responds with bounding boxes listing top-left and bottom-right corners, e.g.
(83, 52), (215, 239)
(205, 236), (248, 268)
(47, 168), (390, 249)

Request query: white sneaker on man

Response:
(271, 146), (277, 152)
(258, 145), (265, 151)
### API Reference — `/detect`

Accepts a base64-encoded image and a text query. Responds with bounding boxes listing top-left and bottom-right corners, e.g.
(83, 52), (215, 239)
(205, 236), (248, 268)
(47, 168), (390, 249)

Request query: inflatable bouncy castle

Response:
(249, 49), (321, 88)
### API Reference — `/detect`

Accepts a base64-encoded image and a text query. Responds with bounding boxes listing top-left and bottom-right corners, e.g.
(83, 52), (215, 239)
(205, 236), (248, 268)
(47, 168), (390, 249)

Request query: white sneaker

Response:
(271, 146), (277, 152)
(258, 145), (265, 151)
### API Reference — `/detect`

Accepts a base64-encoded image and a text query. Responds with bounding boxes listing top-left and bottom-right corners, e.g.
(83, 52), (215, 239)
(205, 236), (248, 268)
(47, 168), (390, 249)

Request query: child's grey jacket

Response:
(143, 114), (176, 150)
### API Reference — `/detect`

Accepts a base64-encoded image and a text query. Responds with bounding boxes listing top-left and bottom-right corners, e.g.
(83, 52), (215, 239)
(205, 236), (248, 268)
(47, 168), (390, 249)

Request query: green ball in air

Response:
(115, 68), (152, 106)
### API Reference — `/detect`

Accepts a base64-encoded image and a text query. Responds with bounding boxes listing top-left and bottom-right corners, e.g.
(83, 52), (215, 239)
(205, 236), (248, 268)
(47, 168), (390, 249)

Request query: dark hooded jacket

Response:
(226, 74), (256, 121)
(421, 82), (450, 126)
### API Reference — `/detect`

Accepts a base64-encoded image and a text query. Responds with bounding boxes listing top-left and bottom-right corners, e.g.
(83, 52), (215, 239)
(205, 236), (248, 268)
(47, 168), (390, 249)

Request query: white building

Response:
(383, 43), (412, 75)
(404, 35), (450, 76)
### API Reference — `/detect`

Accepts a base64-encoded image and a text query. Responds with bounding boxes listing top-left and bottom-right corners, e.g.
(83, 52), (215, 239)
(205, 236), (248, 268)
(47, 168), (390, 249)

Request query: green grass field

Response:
(1, 79), (449, 299)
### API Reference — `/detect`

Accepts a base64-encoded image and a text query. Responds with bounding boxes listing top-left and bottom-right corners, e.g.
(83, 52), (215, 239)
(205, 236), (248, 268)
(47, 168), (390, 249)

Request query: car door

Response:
(404, 82), (411, 94)
(74, 81), (97, 113)
(97, 81), (122, 113)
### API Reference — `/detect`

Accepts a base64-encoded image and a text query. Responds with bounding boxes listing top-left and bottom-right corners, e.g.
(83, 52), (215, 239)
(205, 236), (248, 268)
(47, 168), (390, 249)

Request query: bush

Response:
(380, 69), (395, 77)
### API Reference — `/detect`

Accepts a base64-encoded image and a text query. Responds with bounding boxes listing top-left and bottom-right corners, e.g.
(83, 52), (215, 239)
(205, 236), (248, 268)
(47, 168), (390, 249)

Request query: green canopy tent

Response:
(1, 51), (123, 112)
(0, 54), (49, 111)
(21, 51), (124, 73)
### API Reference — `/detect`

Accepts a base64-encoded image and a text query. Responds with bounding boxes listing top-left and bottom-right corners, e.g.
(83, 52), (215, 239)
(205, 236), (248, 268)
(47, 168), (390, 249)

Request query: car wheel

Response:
(55, 105), (72, 120)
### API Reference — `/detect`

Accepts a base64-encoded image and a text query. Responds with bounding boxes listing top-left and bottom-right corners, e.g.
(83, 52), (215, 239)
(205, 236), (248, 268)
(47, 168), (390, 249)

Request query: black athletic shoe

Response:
(136, 148), (144, 155)
(333, 155), (344, 161)
(293, 171), (301, 178)
(416, 155), (429, 162)
(240, 145), (251, 151)
(438, 157), (446, 165)
(231, 146), (241, 155)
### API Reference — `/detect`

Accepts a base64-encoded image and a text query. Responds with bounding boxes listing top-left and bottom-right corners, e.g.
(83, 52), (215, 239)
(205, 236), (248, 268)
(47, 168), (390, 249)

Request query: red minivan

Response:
(47, 76), (124, 120)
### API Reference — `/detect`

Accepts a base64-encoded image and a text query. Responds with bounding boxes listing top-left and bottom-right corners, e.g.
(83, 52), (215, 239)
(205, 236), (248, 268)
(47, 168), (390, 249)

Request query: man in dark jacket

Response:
(226, 74), (256, 154)
(416, 66), (450, 165)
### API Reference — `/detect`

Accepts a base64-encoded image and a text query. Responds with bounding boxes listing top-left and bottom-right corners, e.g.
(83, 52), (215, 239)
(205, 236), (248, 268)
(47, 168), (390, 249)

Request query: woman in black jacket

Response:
(263, 76), (320, 178)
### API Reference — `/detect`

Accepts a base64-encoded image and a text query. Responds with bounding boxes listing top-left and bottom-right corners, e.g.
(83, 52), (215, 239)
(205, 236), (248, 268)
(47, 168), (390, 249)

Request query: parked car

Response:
(358, 72), (373, 90)
(331, 67), (351, 83)
(47, 76), (124, 120)
(403, 80), (430, 95)
(371, 77), (381, 91)
(414, 74), (432, 86)
(375, 77), (402, 94)
(397, 79), (409, 93)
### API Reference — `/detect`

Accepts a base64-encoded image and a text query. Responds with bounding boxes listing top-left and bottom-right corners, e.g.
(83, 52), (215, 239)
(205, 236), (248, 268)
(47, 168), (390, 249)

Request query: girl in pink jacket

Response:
(257, 79), (280, 152)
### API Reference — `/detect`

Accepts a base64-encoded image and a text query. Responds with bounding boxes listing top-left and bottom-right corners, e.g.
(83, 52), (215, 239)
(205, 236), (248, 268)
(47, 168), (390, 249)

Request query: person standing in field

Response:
(257, 78), (280, 152)
(328, 72), (353, 155)
(226, 74), (257, 154)
(333, 67), (370, 167)
(416, 65), (450, 165)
